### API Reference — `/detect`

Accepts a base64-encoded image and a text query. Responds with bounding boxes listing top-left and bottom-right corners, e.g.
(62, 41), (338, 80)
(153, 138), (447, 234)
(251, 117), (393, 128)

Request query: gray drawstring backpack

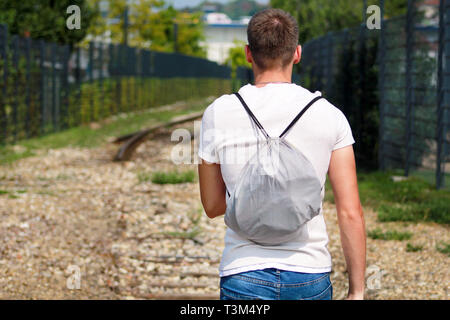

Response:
(224, 92), (324, 246)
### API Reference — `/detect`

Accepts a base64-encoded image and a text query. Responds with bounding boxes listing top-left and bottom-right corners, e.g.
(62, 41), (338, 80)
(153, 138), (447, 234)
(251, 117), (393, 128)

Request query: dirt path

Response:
(0, 120), (448, 299)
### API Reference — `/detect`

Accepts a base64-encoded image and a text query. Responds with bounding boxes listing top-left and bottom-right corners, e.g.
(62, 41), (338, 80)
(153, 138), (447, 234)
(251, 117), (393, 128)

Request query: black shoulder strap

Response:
(234, 92), (270, 139)
(279, 95), (323, 138)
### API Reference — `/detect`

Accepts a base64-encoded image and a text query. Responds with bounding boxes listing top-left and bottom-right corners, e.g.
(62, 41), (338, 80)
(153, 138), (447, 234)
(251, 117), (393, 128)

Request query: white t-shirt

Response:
(198, 83), (355, 277)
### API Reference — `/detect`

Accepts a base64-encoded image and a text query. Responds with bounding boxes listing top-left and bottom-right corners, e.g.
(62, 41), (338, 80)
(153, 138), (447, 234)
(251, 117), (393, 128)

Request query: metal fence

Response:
(299, 0), (450, 189)
(0, 24), (235, 144)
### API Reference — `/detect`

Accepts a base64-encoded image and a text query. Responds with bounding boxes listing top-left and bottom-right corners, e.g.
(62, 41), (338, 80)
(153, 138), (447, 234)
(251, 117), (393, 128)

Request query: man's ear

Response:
(293, 45), (302, 64)
(245, 45), (253, 64)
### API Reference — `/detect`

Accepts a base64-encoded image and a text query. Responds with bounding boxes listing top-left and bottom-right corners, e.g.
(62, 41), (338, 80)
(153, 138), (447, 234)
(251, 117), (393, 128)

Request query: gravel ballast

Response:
(0, 122), (448, 299)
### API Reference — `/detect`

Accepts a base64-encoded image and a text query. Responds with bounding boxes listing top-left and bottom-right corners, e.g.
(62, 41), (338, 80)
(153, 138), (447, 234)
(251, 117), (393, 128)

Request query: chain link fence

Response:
(299, 0), (449, 189)
(0, 24), (234, 144)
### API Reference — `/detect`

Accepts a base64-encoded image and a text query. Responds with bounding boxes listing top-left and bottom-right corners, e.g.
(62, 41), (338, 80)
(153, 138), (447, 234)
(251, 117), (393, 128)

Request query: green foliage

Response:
(137, 171), (152, 183)
(0, 0), (98, 45)
(368, 228), (413, 241)
(224, 40), (251, 77)
(380, 20), (438, 172)
(184, 0), (268, 20)
(0, 78), (232, 163)
(91, 0), (206, 57)
(377, 198), (450, 225)
(332, 30), (379, 170)
(357, 171), (449, 224)
(298, 28), (380, 169)
(325, 171), (450, 225)
(297, 4), (435, 171)
(162, 226), (202, 240)
(357, 171), (450, 225)
(406, 243), (423, 252)
(0, 75), (231, 146)
(270, 0), (407, 43)
(436, 242), (450, 257)
(149, 7), (206, 57)
(150, 170), (196, 185)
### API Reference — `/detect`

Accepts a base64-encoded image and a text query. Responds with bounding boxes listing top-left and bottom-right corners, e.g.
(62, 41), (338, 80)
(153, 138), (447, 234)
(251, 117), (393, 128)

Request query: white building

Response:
(201, 13), (248, 64)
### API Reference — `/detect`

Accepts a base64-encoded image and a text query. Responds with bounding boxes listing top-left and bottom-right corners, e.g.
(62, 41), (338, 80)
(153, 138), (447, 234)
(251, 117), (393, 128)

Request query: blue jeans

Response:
(220, 268), (332, 300)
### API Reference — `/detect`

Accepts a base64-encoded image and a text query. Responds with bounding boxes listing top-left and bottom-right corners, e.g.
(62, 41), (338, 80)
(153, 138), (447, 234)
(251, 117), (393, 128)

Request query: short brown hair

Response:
(247, 8), (299, 70)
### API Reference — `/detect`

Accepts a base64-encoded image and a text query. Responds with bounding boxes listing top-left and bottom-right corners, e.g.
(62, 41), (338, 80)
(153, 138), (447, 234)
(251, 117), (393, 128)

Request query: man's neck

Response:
(253, 66), (293, 88)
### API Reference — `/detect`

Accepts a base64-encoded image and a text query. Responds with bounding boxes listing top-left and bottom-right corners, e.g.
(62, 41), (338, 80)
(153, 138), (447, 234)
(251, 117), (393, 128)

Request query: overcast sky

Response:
(168, 0), (270, 9)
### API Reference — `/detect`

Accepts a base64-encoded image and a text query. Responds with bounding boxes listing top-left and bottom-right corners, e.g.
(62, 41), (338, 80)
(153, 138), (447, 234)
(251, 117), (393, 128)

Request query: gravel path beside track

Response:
(0, 120), (448, 299)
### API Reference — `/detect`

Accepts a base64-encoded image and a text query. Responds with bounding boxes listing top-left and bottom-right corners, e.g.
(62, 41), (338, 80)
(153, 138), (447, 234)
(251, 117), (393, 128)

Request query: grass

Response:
(325, 170), (450, 225)
(162, 226), (202, 240)
(436, 242), (450, 257)
(137, 170), (197, 184)
(136, 172), (152, 184)
(0, 96), (211, 165)
(406, 243), (423, 252)
(150, 170), (196, 185)
(0, 189), (27, 198)
(368, 228), (413, 241)
(408, 169), (450, 191)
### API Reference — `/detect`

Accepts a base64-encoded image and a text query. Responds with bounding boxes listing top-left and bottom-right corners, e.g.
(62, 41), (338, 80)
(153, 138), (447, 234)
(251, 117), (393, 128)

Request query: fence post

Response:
(437, 0), (448, 189)
(326, 32), (334, 99)
(108, 43), (114, 114)
(378, 0), (386, 170)
(342, 29), (351, 116)
(51, 42), (58, 131)
(126, 46), (130, 111)
(12, 36), (19, 142)
(117, 44), (122, 113)
(133, 47), (138, 109)
(61, 45), (69, 130)
(25, 37), (31, 138)
(75, 46), (82, 126)
(357, 1), (367, 153)
(404, 0), (415, 177)
(39, 40), (45, 135)
(99, 42), (104, 118)
(0, 24), (8, 144)
(89, 41), (94, 122)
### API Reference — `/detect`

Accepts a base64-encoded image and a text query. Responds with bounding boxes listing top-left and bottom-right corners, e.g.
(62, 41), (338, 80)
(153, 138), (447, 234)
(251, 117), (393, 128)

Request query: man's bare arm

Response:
(198, 159), (227, 219)
(328, 145), (366, 300)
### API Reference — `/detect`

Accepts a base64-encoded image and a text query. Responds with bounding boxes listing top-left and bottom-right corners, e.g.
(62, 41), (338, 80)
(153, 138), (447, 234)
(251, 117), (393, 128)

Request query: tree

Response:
(270, 0), (407, 43)
(0, 0), (98, 45)
(91, 0), (206, 57)
(146, 6), (206, 57)
(225, 40), (251, 78)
